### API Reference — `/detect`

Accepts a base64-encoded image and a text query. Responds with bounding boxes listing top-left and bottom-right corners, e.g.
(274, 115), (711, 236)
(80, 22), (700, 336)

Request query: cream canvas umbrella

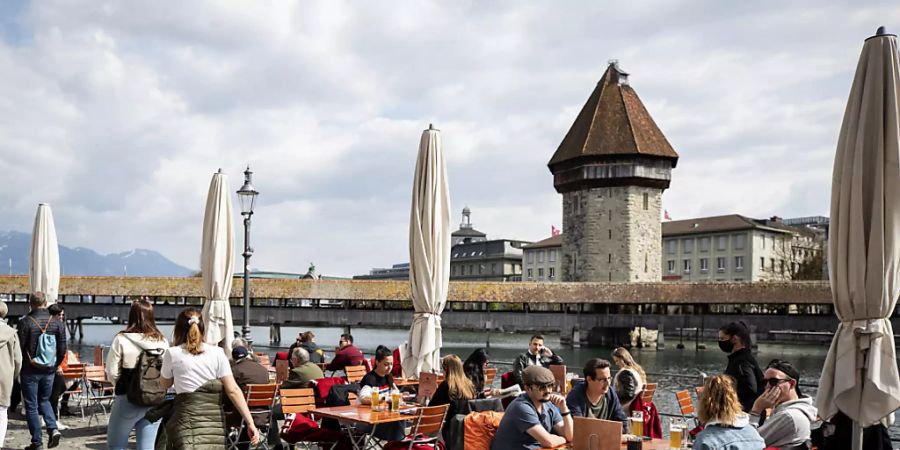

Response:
(817, 28), (900, 445)
(29, 203), (60, 304)
(402, 124), (451, 377)
(200, 170), (236, 351)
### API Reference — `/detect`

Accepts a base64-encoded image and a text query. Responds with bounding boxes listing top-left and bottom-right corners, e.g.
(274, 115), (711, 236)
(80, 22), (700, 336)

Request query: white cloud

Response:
(0, 0), (894, 276)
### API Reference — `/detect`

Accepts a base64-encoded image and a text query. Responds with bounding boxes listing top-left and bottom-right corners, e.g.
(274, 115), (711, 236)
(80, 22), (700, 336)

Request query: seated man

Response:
(566, 358), (627, 427)
(226, 346), (271, 441)
(325, 333), (364, 373)
(282, 347), (325, 389)
(492, 366), (573, 450)
(749, 359), (817, 449)
(512, 334), (563, 385)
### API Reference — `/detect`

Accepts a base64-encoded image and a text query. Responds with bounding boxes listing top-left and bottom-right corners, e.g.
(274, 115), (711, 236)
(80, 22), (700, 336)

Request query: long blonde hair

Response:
(612, 347), (647, 384)
(442, 355), (475, 400)
(698, 375), (743, 425)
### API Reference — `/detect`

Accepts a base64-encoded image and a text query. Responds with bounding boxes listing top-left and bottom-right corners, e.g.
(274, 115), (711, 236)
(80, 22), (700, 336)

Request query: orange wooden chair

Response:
(484, 367), (498, 389)
(345, 365), (367, 384)
(641, 383), (657, 404)
(227, 383), (278, 450)
(385, 404), (450, 450)
(675, 389), (700, 427)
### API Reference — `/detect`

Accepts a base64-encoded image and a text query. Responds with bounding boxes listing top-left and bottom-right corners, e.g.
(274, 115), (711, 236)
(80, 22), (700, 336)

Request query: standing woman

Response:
(160, 308), (259, 448)
(106, 298), (169, 450)
(611, 347), (646, 412)
(718, 321), (764, 412)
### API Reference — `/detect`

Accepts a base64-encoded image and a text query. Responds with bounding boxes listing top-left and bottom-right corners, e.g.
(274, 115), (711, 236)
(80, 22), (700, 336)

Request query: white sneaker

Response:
(56, 420), (68, 430)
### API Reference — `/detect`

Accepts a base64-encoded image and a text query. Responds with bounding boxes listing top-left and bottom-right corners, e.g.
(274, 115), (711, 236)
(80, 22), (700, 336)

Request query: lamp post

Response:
(236, 166), (259, 344)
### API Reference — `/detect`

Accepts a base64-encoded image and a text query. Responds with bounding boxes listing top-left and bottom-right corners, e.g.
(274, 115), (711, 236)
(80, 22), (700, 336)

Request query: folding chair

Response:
(60, 363), (87, 419)
(641, 383), (657, 404)
(84, 365), (115, 428)
(345, 365), (367, 384)
(484, 368), (497, 389)
(228, 383), (278, 450)
(383, 404), (449, 450)
(675, 389), (700, 428)
(280, 388), (336, 450)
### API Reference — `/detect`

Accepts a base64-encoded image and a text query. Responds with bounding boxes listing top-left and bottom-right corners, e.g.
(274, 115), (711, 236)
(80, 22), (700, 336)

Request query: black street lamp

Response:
(236, 166), (259, 344)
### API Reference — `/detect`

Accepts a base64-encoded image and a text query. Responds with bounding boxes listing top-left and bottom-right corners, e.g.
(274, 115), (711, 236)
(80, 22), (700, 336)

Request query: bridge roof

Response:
(0, 276), (831, 305)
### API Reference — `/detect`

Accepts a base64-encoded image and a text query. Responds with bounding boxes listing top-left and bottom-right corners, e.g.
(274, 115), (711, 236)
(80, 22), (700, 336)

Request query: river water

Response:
(69, 324), (898, 443)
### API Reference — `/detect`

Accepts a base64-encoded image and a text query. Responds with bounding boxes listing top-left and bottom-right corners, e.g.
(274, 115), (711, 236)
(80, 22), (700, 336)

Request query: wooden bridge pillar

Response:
(656, 324), (665, 350)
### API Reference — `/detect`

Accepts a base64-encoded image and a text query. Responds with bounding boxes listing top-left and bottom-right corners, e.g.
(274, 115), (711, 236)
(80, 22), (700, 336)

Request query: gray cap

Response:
(522, 366), (555, 385)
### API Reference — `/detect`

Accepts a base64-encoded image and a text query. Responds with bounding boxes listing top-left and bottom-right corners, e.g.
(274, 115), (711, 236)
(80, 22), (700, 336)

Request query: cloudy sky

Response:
(0, 1), (896, 277)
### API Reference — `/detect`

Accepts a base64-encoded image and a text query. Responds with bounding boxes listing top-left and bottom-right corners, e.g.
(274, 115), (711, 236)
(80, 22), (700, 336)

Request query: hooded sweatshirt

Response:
(750, 396), (817, 448)
(0, 320), (23, 406)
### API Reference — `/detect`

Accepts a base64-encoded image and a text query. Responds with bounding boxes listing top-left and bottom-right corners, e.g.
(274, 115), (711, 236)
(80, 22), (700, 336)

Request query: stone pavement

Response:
(4, 409), (109, 449)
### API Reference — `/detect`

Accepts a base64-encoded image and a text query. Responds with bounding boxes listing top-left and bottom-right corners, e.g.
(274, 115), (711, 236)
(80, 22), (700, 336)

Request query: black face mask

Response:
(718, 339), (734, 353)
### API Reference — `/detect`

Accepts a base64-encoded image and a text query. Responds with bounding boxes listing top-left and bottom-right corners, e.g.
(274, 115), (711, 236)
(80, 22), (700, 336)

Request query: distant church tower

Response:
(548, 61), (679, 282)
(451, 206), (487, 246)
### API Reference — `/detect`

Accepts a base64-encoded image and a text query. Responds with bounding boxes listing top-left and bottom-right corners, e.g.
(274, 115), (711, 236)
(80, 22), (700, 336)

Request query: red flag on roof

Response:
(551, 225), (561, 236)
(664, 210), (672, 221)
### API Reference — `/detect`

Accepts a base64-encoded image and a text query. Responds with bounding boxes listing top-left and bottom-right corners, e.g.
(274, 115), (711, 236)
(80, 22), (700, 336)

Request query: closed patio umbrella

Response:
(29, 203), (60, 304)
(817, 28), (900, 447)
(402, 124), (451, 377)
(200, 170), (236, 351)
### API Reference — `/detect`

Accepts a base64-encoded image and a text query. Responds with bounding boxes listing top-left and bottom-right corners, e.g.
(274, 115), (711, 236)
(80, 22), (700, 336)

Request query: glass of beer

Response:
(391, 389), (401, 412)
(669, 418), (684, 449)
(371, 390), (381, 411)
(631, 410), (644, 437)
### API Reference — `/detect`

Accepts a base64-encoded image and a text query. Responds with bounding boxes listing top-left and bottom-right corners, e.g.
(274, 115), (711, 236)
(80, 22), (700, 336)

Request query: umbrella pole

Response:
(852, 421), (862, 450)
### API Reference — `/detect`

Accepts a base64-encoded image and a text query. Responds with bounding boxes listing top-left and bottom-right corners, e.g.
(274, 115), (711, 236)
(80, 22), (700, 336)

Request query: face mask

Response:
(718, 339), (734, 353)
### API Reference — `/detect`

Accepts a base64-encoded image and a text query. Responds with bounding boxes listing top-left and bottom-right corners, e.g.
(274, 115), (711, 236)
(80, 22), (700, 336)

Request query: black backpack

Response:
(122, 335), (167, 406)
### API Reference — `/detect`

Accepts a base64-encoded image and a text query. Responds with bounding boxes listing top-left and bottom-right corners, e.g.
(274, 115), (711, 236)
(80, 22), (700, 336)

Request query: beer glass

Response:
(631, 410), (644, 437)
(669, 418), (684, 449)
(371, 390), (381, 411)
(391, 389), (401, 412)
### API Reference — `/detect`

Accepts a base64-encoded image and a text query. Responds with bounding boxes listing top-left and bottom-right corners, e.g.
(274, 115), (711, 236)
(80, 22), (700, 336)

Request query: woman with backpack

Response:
(105, 298), (169, 450)
(160, 307), (260, 448)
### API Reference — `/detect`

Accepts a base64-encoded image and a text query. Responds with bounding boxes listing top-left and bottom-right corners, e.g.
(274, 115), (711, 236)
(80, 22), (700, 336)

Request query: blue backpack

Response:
(27, 316), (57, 369)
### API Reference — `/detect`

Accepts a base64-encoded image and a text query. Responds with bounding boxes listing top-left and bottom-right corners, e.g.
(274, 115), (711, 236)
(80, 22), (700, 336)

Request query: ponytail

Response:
(186, 321), (204, 355)
(173, 308), (206, 354)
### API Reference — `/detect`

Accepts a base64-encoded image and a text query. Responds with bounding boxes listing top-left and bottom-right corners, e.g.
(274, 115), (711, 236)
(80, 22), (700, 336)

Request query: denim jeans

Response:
(21, 372), (57, 445)
(107, 395), (160, 450)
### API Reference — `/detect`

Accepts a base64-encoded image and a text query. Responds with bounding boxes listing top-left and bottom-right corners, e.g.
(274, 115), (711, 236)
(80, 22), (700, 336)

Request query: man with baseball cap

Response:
(749, 359), (817, 449)
(492, 366), (573, 450)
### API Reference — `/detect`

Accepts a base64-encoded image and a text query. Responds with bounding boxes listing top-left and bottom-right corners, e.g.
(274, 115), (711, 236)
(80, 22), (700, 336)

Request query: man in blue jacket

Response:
(18, 292), (67, 450)
(565, 358), (627, 429)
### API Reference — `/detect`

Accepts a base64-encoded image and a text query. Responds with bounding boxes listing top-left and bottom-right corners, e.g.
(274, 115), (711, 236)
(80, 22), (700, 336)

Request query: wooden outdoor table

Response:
(309, 404), (417, 425)
(309, 404), (418, 450)
(394, 378), (419, 387)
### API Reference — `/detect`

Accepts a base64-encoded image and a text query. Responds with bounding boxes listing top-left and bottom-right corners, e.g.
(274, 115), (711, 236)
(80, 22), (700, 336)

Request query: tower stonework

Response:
(549, 61), (678, 282)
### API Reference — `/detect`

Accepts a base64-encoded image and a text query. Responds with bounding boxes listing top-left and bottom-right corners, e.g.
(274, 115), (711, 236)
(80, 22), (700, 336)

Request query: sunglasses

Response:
(764, 377), (792, 387)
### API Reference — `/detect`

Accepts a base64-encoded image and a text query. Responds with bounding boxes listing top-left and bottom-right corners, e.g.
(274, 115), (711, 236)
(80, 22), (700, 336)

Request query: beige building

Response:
(522, 215), (823, 283)
(661, 215), (821, 282)
(548, 61), (678, 282)
(522, 235), (563, 281)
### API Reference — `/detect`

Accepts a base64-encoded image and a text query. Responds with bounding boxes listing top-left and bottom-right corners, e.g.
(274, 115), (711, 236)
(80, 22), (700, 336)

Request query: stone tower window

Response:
(643, 193), (649, 210)
(608, 229), (612, 239)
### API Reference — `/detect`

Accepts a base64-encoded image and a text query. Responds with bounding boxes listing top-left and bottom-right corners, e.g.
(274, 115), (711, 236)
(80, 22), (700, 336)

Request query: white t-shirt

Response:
(161, 343), (232, 394)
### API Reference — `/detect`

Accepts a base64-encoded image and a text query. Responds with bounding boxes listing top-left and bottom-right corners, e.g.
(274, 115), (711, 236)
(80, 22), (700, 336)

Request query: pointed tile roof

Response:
(549, 62), (679, 168)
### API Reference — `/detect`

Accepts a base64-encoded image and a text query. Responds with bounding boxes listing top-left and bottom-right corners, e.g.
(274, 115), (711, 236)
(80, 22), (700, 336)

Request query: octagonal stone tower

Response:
(548, 61), (679, 282)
